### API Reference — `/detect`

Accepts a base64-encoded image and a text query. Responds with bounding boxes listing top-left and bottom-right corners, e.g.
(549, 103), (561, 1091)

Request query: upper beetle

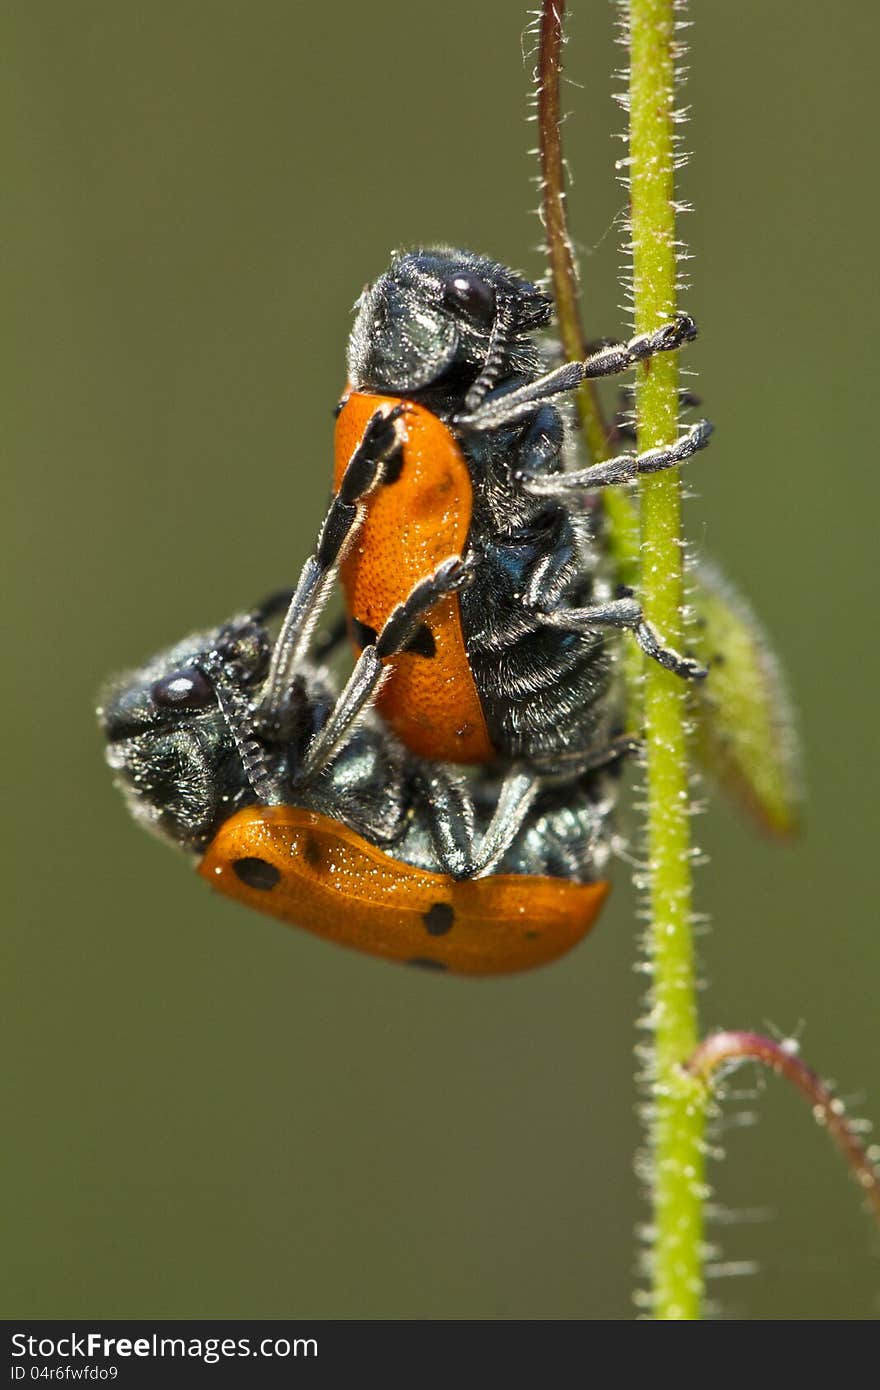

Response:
(306, 247), (713, 770)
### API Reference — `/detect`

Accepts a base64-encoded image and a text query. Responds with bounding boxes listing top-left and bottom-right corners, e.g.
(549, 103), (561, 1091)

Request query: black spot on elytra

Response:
(405, 624), (436, 659)
(303, 836), (322, 869)
(525, 930), (540, 941)
(352, 616), (435, 658)
(422, 902), (455, 936)
(408, 957), (448, 971)
(232, 857), (280, 891)
(351, 617), (379, 650)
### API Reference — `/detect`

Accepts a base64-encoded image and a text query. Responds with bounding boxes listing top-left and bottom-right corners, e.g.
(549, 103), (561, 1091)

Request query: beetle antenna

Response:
(464, 290), (514, 413)
(199, 653), (281, 805)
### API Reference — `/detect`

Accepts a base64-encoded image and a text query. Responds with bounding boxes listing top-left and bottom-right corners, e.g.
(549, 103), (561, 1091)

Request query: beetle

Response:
(263, 247), (712, 770)
(99, 586), (623, 977)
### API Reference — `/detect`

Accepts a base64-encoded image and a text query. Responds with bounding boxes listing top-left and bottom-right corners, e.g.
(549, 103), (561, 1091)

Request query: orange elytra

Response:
(199, 804), (610, 977)
(334, 391), (494, 764)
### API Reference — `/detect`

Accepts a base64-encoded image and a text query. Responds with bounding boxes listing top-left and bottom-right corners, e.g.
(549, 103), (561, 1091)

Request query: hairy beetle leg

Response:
(299, 557), (475, 781)
(539, 593), (707, 682)
(520, 419), (713, 496)
(260, 406), (405, 723)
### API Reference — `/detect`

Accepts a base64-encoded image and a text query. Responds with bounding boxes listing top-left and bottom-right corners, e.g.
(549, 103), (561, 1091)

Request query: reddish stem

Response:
(686, 1031), (880, 1227)
(537, 0), (611, 464)
(537, 1), (640, 591)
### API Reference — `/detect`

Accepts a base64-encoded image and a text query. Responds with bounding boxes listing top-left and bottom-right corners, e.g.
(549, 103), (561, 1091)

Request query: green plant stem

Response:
(628, 0), (705, 1320)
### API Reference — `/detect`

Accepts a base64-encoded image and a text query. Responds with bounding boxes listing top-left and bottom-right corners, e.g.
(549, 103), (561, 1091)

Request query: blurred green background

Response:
(4, 1), (878, 1320)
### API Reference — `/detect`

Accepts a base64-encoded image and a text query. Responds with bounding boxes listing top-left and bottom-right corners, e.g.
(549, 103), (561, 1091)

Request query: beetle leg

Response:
(529, 733), (642, 780)
(520, 418), (713, 496)
(539, 593), (707, 681)
(423, 736), (637, 880)
(417, 766), (542, 880)
(260, 406), (404, 722)
(454, 313), (698, 431)
(297, 557), (475, 782)
(413, 768), (478, 880)
(470, 769), (542, 878)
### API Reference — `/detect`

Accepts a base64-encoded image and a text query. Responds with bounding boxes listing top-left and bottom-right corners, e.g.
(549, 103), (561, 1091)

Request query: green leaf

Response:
(687, 563), (802, 839)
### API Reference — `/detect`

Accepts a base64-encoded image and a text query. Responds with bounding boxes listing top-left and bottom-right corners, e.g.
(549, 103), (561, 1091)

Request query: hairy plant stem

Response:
(686, 1033), (880, 1227)
(537, 0), (639, 589)
(537, 3), (606, 455)
(538, 0), (705, 1317)
(628, 0), (705, 1320)
(536, 0), (640, 649)
(538, 2), (878, 1315)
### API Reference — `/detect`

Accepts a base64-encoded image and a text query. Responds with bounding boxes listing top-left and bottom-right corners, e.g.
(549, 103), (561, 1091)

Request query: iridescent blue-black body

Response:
(98, 610), (616, 882)
(346, 248), (618, 770)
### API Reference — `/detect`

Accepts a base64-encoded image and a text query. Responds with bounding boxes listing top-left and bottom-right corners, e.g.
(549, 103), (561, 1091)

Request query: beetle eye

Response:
(443, 272), (496, 326)
(151, 666), (215, 710)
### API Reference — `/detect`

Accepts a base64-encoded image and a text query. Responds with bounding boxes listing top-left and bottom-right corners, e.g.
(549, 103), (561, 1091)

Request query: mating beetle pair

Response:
(100, 247), (710, 974)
